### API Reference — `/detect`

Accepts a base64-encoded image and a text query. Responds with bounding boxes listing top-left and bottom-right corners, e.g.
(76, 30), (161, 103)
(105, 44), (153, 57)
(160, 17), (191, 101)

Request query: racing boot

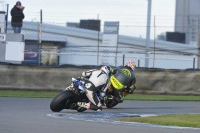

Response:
(77, 102), (88, 112)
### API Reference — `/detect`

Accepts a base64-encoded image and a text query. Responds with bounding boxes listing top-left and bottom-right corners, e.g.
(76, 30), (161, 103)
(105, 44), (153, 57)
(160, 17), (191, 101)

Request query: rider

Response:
(105, 60), (137, 108)
(77, 65), (112, 111)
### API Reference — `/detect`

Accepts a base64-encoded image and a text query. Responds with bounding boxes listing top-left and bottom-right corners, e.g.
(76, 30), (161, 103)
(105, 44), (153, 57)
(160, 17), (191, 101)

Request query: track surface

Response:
(0, 97), (200, 133)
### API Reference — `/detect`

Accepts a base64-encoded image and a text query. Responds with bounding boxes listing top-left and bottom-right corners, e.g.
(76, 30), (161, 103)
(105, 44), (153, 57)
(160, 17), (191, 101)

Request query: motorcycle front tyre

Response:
(50, 90), (74, 112)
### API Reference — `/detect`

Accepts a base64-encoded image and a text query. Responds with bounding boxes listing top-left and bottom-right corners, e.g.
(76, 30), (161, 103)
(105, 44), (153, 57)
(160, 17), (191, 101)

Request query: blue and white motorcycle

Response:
(50, 78), (107, 112)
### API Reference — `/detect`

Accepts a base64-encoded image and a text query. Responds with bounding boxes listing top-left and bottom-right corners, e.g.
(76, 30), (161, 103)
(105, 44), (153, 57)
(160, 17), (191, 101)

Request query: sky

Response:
(2, 0), (176, 26)
(1, 0), (176, 38)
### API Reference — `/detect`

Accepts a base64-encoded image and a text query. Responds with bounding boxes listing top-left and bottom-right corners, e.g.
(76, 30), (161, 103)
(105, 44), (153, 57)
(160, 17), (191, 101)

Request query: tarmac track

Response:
(0, 97), (200, 133)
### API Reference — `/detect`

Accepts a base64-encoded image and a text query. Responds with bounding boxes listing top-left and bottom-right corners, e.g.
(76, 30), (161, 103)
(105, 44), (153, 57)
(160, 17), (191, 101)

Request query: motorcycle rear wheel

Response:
(50, 90), (74, 112)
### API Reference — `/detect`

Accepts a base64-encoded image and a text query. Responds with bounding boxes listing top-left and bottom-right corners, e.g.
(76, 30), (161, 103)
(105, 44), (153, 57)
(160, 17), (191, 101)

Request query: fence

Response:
(2, 21), (200, 69)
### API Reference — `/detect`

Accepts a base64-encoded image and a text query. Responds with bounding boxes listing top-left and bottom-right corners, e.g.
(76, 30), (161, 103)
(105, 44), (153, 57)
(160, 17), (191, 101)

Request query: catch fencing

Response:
(2, 20), (200, 69)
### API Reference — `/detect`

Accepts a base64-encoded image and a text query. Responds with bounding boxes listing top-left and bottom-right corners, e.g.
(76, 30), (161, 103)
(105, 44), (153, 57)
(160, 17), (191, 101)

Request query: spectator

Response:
(10, 1), (25, 33)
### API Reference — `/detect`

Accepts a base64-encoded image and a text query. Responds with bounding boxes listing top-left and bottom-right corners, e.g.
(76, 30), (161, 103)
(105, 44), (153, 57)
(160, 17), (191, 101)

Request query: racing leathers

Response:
(78, 69), (109, 111)
(106, 66), (136, 108)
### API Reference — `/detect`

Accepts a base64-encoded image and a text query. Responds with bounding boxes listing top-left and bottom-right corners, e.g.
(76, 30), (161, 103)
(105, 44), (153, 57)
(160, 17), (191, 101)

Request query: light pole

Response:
(145, 0), (152, 68)
(5, 4), (9, 33)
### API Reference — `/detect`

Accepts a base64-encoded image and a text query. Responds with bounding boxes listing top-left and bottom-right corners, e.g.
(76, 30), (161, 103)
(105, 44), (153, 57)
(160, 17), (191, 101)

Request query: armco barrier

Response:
(0, 65), (200, 95)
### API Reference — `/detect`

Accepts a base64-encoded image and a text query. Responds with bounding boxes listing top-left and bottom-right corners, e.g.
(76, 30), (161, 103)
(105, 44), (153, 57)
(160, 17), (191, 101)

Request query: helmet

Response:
(124, 60), (136, 71)
(100, 66), (112, 75)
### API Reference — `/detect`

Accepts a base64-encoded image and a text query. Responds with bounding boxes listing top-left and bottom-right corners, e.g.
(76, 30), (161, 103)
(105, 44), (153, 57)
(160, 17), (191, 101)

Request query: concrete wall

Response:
(0, 65), (200, 95)
(136, 68), (200, 95)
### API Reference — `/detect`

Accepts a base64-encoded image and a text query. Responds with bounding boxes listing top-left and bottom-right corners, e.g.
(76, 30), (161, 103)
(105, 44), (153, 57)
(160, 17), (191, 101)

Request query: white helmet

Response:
(124, 60), (136, 71)
(100, 66), (112, 75)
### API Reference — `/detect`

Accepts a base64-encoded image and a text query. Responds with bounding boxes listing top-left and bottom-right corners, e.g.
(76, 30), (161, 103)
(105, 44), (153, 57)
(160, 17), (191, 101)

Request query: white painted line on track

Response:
(47, 113), (200, 131)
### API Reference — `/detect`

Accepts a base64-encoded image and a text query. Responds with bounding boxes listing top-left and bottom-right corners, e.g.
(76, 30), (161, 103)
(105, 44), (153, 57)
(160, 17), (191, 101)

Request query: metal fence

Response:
(2, 21), (200, 69)
(15, 48), (196, 69)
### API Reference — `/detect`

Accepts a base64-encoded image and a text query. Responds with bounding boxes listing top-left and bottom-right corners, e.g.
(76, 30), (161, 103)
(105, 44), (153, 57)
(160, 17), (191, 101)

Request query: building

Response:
(6, 21), (198, 69)
(175, 0), (200, 45)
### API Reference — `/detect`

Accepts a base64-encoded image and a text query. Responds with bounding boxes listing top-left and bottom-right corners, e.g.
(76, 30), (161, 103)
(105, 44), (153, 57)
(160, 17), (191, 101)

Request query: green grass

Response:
(1, 90), (200, 101)
(0, 90), (59, 98)
(125, 94), (200, 101)
(118, 114), (200, 128)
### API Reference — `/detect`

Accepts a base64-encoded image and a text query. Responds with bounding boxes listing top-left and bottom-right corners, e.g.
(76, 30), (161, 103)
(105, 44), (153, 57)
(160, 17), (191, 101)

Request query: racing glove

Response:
(124, 85), (137, 94)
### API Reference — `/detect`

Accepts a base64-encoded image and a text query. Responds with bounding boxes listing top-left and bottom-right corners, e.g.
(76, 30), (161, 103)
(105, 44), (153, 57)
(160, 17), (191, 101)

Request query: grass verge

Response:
(0, 90), (58, 98)
(125, 94), (200, 101)
(118, 114), (200, 128)
(0, 90), (200, 101)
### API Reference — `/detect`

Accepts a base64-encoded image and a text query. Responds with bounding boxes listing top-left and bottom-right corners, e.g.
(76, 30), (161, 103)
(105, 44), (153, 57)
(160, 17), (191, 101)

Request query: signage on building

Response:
(103, 22), (119, 34)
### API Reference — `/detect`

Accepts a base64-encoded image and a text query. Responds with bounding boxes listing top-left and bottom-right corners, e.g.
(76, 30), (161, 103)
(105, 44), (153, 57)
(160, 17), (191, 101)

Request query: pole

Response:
(38, 10), (42, 65)
(193, 55), (196, 69)
(115, 35), (119, 67)
(39, 10), (42, 44)
(115, 22), (119, 67)
(153, 15), (156, 68)
(5, 4), (9, 33)
(138, 58), (140, 68)
(97, 14), (99, 66)
(198, 19), (200, 69)
(145, 0), (152, 68)
(122, 53), (125, 65)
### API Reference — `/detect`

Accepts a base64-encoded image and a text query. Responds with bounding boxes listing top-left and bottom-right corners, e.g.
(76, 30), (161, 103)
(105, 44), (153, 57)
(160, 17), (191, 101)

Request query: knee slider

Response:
(90, 103), (102, 111)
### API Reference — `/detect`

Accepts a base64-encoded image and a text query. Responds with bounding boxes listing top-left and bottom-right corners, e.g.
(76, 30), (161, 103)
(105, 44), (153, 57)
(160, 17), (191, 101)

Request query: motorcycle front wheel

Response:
(50, 90), (74, 112)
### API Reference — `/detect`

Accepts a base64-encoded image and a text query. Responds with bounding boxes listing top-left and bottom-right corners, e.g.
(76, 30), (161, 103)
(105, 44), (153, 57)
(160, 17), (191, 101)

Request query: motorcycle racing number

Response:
(85, 83), (92, 89)
(121, 69), (131, 77)
(110, 76), (124, 90)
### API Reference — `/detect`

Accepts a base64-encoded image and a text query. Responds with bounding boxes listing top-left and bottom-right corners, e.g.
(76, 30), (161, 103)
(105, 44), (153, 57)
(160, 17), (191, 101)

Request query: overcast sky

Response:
(2, 0), (176, 26)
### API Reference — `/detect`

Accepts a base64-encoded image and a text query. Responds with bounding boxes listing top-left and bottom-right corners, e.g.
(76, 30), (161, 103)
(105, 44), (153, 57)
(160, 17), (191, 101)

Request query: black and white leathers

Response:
(82, 69), (109, 109)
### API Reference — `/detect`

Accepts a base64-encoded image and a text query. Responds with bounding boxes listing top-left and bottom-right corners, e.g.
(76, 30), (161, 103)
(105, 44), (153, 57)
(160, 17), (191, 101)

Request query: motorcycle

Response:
(50, 77), (108, 112)
(50, 74), (133, 112)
